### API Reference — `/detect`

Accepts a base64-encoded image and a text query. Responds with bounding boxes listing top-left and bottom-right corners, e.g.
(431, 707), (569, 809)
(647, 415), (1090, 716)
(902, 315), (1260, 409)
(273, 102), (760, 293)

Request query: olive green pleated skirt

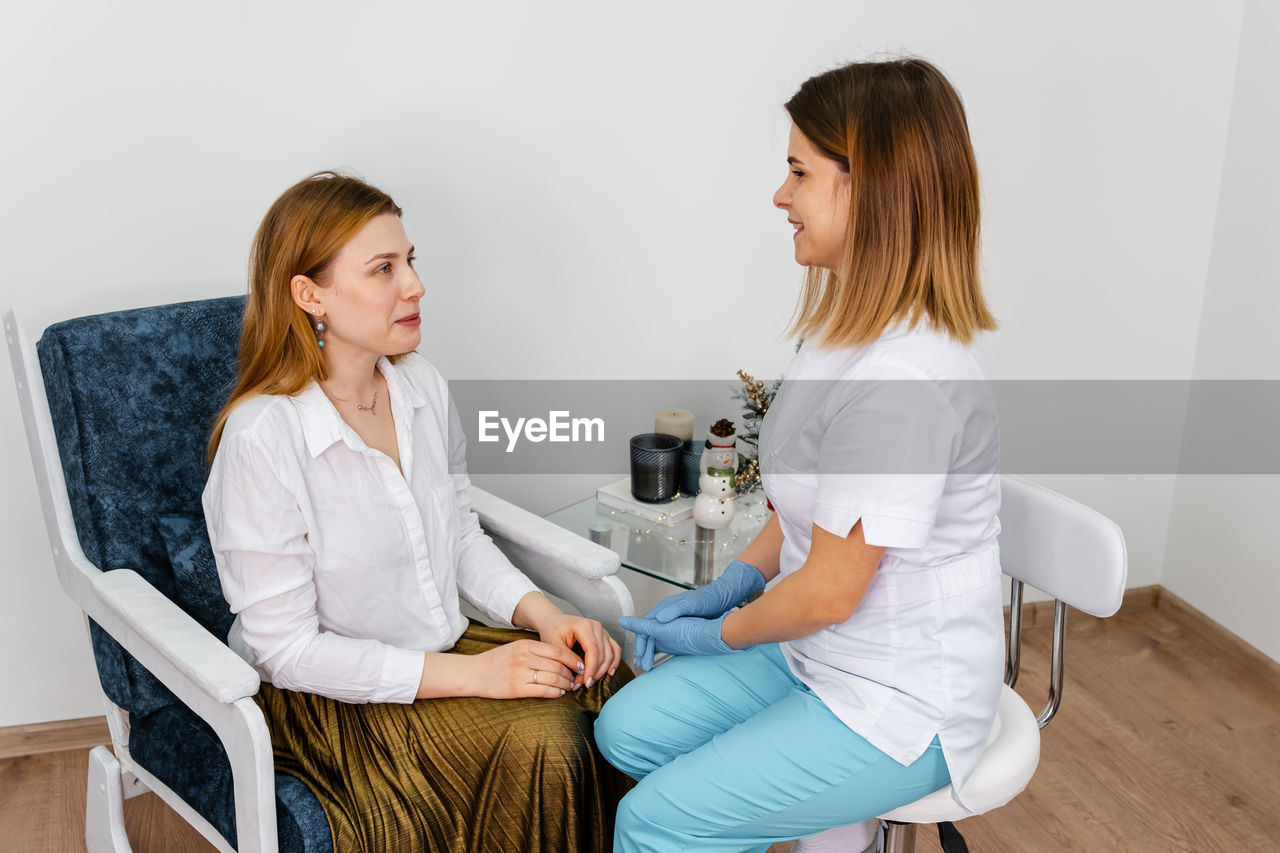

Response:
(253, 623), (634, 852)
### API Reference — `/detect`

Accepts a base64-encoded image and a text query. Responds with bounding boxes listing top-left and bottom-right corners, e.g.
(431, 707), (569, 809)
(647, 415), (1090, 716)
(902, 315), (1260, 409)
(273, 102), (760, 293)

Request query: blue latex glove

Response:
(619, 613), (739, 671)
(629, 560), (765, 670)
(633, 627), (654, 674)
(644, 560), (766, 624)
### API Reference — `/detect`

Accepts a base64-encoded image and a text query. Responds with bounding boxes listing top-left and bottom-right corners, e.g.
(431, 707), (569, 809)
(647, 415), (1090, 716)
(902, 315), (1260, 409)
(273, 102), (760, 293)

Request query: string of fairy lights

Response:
(593, 493), (772, 551)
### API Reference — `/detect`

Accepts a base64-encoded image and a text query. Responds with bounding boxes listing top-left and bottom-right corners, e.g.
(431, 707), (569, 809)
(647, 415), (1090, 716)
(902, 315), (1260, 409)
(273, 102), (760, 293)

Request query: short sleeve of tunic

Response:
(811, 358), (961, 549)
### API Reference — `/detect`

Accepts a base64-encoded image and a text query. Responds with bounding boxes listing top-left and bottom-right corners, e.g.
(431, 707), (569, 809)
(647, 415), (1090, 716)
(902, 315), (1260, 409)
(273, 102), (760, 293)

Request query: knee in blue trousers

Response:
(595, 646), (950, 853)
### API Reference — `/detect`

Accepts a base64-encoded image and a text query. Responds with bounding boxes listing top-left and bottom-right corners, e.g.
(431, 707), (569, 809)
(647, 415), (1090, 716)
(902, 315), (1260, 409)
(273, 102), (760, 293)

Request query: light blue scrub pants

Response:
(594, 644), (950, 853)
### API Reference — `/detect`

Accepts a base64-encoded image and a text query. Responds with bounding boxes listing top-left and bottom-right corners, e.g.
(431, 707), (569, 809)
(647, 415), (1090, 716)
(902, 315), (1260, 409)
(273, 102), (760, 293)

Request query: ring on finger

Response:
(529, 668), (538, 684)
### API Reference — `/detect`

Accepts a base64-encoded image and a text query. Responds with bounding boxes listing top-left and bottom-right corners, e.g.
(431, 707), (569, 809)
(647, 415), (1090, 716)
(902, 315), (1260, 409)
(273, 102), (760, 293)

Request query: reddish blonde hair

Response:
(208, 171), (402, 461)
(786, 58), (997, 347)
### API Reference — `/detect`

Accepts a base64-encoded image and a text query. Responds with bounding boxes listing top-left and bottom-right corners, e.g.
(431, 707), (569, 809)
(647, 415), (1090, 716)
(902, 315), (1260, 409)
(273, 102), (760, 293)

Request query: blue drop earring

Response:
(312, 312), (326, 348)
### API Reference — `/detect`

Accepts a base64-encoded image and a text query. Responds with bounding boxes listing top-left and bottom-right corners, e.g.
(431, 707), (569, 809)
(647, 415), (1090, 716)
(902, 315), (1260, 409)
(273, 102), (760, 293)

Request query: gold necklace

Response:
(322, 383), (378, 415)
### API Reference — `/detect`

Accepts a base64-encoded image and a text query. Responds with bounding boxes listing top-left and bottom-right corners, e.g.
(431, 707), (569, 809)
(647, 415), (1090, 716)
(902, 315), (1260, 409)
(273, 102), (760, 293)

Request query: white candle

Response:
(654, 409), (694, 441)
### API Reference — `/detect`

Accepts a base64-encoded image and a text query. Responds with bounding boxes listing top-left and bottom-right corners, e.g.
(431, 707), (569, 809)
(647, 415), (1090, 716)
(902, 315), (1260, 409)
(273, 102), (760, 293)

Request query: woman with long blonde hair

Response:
(596, 58), (1002, 852)
(204, 171), (630, 851)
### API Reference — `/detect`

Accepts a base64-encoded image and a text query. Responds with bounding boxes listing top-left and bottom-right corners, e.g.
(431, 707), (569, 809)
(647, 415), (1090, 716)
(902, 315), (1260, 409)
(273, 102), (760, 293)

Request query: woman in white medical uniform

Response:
(595, 58), (1003, 853)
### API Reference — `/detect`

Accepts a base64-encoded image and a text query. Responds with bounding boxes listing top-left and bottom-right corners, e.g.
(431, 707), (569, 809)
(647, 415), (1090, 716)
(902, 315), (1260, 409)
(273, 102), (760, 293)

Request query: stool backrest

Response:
(999, 475), (1127, 618)
(998, 475), (1127, 726)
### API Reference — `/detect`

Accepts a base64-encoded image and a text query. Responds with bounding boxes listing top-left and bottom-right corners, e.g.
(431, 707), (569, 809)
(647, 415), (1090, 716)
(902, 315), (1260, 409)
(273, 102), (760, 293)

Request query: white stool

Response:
(877, 475), (1127, 852)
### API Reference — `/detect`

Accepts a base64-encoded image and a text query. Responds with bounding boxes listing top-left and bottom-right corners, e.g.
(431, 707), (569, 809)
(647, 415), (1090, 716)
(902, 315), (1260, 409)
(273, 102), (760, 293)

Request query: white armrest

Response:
(85, 568), (277, 852)
(91, 569), (260, 706)
(467, 485), (620, 579)
(466, 485), (634, 661)
(75, 564), (276, 852)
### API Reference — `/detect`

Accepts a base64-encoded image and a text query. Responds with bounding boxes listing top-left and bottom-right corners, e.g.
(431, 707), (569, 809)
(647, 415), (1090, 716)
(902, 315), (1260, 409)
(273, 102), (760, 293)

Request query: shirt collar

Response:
(292, 356), (428, 459)
(799, 314), (926, 357)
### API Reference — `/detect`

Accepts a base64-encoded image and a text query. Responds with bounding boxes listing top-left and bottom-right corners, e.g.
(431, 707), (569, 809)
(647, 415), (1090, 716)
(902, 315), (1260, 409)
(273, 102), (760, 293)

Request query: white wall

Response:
(1164, 0), (1280, 661)
(0, 1), (1250, 726)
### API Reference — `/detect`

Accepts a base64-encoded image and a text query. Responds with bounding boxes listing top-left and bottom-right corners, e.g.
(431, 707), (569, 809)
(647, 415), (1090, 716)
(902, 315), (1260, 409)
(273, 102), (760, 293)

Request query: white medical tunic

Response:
(760, 322), (1003, 809)
(203, 353), (539, 705)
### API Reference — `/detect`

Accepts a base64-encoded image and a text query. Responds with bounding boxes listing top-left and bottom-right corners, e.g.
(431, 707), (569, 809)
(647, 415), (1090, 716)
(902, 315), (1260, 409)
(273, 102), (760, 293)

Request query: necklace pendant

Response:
(357, 390), (378, 415)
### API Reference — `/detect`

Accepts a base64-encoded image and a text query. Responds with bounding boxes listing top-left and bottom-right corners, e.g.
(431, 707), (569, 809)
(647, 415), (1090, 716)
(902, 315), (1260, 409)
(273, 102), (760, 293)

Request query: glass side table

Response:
(544, 491), (772, 590)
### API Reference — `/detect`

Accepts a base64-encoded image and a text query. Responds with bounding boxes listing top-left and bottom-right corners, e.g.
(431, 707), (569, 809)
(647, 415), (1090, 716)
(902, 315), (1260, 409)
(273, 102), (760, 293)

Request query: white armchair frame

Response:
(5, 310), (634, 853)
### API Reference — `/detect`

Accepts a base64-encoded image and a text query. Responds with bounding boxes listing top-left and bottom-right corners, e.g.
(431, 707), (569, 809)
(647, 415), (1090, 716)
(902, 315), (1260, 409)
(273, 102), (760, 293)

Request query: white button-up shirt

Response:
(760, 323), (1004, 809)
(203, 353), (538, 704)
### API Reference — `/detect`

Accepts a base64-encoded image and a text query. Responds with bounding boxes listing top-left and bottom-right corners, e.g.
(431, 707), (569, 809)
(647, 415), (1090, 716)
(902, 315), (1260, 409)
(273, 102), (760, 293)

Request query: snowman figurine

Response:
(692, 420), (737, 529)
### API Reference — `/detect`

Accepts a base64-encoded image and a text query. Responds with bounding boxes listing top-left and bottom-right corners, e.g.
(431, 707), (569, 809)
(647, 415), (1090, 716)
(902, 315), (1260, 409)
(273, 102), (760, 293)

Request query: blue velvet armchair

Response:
(5, 297), (633, 852)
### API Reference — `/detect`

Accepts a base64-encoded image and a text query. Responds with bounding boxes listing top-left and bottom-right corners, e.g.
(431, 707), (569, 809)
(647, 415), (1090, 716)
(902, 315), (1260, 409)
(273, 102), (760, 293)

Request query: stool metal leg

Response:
(883, 821), (917, 853)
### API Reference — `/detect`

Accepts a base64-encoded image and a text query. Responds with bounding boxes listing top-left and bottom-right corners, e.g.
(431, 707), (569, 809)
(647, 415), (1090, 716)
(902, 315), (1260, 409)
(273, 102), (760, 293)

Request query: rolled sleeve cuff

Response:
(813, 500), (933, 550)
(377, 646), (427, 704)
(486, 575), (542, 626)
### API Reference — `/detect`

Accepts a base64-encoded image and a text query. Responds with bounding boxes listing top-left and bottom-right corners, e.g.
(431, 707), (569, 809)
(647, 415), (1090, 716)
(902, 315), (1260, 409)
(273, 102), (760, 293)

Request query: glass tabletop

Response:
(544, 490), (772, 590)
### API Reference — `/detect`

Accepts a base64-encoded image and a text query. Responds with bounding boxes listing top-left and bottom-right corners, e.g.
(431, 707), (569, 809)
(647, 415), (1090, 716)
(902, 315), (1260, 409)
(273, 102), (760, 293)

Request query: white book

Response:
(595, 477), (695, 526)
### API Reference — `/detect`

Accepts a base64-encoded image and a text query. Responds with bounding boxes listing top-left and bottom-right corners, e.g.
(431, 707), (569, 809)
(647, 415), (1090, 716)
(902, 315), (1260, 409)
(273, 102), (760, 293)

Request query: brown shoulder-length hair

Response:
(786, 58), (996, 347)
(208, 170), (403, 461)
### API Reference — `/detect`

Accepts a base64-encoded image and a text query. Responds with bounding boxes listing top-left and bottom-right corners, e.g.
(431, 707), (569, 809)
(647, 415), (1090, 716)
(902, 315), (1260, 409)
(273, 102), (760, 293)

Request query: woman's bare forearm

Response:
(736, 512), (785, 580)
(511, 591), (561, 633)
(722, 521), (884, 648)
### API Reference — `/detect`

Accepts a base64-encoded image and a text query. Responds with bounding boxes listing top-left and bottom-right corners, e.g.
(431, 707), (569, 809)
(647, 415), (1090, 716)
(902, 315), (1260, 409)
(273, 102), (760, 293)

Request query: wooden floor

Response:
(2, 587), (1277, 852)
